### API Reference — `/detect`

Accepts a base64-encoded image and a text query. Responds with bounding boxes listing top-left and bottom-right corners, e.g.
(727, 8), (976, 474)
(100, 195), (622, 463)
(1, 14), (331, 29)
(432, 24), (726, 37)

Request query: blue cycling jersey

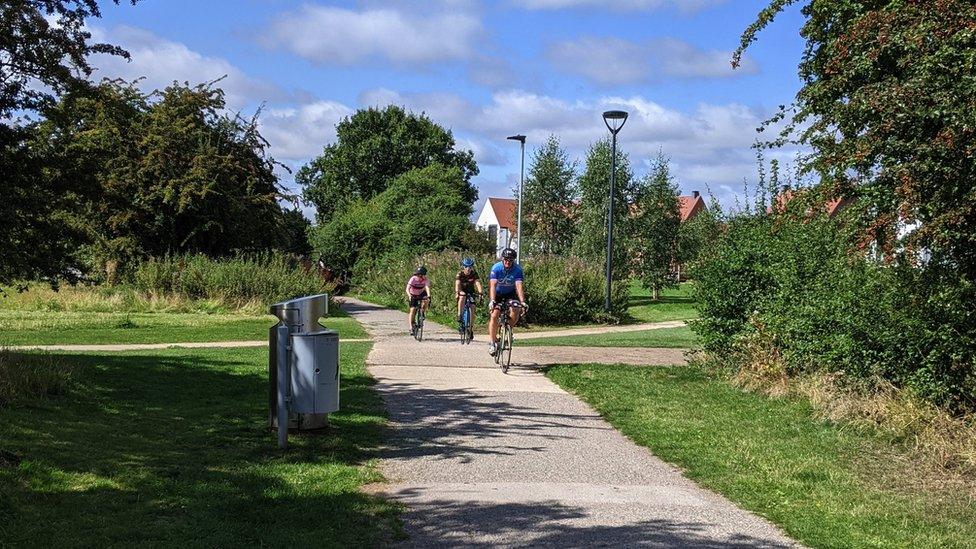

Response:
(489, 261), (524, 295)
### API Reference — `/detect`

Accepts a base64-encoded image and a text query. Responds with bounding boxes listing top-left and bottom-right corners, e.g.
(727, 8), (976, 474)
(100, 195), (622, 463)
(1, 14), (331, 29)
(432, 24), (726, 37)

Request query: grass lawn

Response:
(520, 325), (699, 348)
(546, 363), (976, 548)
(0, 343), (401, 546)
(0, 311), (368, 346)
(626, 281), (699, 324)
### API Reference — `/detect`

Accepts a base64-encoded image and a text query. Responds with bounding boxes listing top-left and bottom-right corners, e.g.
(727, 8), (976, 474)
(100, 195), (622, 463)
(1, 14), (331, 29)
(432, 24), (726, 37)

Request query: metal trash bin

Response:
(268, 293), (339, 448)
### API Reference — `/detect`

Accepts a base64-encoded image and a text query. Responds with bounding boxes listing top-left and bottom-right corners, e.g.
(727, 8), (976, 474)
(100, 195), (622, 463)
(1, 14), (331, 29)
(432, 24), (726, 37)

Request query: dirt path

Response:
(339, 297), (799, 547)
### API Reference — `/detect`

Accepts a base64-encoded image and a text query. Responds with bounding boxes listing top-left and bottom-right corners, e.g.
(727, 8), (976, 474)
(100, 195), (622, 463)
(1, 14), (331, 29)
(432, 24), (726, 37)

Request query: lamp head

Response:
(507, 134), (526, 144)
(602, 110), (629, 134)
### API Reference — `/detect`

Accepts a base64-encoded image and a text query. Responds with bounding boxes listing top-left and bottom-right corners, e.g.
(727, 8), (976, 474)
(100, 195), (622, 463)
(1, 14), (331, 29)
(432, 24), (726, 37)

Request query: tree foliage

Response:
(32, 80), (293, 275)
(0, 0), (138, 285)
(632, 154), (681, 298)
(311, 163), (472, 276)
(735, 0), (976, 275)
(573, 139), (635, 279)
(520, 135), (578, 256)
(298, 105), (478, 224)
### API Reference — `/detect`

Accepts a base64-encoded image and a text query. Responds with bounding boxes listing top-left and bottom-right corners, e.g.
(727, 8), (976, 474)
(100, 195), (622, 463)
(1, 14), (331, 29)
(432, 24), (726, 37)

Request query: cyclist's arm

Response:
(475, 280), (484, 295)
(425, 282), (432, 300)
(489, 279), (497, 303)
(515, 280), (526, 305)
(455, 276), (461, 295)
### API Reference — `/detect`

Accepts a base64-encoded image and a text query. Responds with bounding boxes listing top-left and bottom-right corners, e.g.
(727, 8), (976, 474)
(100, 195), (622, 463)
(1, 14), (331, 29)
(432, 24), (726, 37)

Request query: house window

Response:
(487, 225), (497, 244)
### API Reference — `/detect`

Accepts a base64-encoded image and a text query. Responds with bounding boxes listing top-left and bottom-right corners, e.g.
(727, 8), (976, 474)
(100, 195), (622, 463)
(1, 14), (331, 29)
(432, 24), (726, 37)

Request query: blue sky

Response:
(88, 0), (809, 215)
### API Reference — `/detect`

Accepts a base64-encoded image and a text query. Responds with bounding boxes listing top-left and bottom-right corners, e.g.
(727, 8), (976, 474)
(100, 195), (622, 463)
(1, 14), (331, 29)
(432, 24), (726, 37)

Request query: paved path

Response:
(507, 320), (688, 341)
(339, 297), (799, 548)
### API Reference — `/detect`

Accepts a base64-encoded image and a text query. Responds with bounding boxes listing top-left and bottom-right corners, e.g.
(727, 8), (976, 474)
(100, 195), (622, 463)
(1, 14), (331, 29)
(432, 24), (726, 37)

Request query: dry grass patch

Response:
(0, 350), (73, 407)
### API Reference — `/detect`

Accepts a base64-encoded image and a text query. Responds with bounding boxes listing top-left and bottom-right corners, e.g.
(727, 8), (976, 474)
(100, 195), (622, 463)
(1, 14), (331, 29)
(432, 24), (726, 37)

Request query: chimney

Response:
(692, 191), (700, 199)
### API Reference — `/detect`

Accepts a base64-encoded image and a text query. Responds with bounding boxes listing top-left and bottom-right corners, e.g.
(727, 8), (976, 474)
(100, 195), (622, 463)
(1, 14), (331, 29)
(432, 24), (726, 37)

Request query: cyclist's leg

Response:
(488, 304), (502, 352)
(408, 303), (416, 331)
(457, 292), (465, 323)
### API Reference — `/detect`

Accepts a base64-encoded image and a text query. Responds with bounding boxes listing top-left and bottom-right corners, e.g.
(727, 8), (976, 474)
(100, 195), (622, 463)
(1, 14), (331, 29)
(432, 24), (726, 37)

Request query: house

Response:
(475, 197), (518, 257)
(679, 191), (707, 222)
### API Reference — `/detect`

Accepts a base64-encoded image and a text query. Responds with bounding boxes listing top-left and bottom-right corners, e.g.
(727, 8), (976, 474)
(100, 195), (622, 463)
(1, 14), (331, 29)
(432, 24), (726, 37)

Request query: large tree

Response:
(310, 163), (472, 275)
(1, 0), (138, 285)
(520, 135), (577, 256)
(573, 139), (635, 279)
(298, 105), (478, 224)
(632, 154), (681, 299)
(33, 80), (290, 276)
(734, 0), (976, 275)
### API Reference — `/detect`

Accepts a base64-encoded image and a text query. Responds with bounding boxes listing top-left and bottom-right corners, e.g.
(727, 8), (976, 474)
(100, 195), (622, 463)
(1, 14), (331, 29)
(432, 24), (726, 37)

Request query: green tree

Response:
(311, 163), (472, 275)
(298, 105), (478, 224)
(573, 139), (635, 279)
(33, 80), (290, 276)
(735, 0), (976, 275)
(521, 135), (577, 255)
(0, 0), (138, 285)
(632, 154), (681, 299)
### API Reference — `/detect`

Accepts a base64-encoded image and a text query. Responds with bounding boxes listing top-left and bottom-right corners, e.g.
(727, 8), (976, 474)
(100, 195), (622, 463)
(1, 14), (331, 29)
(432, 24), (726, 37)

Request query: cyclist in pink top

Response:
(405, 266), (431, 335)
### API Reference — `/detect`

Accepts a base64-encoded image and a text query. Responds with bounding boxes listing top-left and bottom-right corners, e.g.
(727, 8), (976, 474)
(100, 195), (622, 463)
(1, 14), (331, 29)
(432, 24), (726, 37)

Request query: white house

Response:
(475, 197), (518, 257)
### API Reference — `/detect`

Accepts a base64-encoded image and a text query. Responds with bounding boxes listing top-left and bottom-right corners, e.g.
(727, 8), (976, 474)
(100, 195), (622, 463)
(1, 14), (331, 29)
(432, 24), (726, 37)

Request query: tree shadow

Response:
(391, 497), (796, 548)
(0, 348), (400, 546)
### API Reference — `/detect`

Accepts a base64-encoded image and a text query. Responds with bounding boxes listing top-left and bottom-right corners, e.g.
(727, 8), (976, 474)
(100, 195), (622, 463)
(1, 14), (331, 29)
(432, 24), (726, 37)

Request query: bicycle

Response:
(411, 296), (430, 342)
(458, 292), (480, 345)
(493, 300), (525, 373)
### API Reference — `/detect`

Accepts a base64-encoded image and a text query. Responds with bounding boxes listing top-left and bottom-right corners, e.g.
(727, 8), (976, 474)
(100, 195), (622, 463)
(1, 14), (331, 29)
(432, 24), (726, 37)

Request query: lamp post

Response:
(507, 134), (526, 260)
(602, 110), (628, 312)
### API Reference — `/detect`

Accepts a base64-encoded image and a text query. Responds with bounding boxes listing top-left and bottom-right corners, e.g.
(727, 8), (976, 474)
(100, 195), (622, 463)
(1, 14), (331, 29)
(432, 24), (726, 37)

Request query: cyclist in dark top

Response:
(455, 257), (484, 328)
(488, 247), (527, 356)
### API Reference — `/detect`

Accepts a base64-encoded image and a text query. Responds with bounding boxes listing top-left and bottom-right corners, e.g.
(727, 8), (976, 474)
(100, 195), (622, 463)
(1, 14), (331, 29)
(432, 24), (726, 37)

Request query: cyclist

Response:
(455, 257), (484, 330)
(405, 266), (431, 335)
(488, 248), (527, 356)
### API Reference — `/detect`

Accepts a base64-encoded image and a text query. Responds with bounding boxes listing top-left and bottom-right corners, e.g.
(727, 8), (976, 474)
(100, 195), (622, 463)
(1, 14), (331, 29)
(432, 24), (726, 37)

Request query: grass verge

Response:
(0, 312), (368, 346)
(520, 326), (698, 348)
(546, 363), (976, 548)
(0, 343), (400, 546)
(626, 281), (698, 324)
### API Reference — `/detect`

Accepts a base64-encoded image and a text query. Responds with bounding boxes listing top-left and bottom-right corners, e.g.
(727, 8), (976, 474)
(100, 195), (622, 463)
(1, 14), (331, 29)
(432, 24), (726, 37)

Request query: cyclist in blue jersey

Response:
(488, 247), (528, 356)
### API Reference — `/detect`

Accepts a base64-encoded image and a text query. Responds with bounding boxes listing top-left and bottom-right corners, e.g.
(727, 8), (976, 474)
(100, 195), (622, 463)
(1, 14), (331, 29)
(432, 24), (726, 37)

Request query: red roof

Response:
(488, 197), (517, 231)
(679, 194), (706, 222)
(772, 189), (850, 217)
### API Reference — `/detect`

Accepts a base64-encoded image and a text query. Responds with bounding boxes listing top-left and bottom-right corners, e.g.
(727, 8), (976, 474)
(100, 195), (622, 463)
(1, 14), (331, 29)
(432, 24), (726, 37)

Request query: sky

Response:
(87, 0), (810, 217)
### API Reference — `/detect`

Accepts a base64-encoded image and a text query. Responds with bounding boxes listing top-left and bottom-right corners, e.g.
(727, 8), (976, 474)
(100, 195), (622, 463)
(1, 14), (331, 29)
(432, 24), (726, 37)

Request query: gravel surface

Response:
(339, 297), (801, 548)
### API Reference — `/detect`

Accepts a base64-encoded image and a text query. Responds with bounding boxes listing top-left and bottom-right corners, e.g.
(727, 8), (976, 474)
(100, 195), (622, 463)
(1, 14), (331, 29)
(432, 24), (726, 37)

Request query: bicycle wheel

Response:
(416, 310), (425, 341)
(460, 309), (470, 345)
(501, 324), (512, 372)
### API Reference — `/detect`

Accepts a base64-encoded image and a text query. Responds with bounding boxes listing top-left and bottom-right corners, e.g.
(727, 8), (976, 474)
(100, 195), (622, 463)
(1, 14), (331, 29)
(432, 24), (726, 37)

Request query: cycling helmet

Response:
(501, 248), (517, 260)
(461, 258), (475, 268)
(414, 266), (428, 276)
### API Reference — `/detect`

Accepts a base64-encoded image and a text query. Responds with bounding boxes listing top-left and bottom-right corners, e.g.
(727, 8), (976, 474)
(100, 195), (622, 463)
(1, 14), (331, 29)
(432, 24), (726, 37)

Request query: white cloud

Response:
(88, 25), (286, 110)
(513, 0), (727, 12)
(546, 37), (758, 85)
(356, 87), (800, 204)
(259, 100), (354, 161)
(264, 6), (482, 65)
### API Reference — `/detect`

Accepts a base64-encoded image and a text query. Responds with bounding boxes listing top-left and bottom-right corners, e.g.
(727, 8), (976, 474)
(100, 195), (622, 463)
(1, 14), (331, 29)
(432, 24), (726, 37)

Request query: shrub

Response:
(132, 253), (329, 307)
(0, 351), (72, 407)
(356, 251), (628, 325)
(693, 196), (976, 413)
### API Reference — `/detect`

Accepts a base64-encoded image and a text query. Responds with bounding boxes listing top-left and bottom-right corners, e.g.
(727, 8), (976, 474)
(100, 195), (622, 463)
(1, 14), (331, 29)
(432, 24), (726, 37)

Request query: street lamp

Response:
(602, 110), (628, 312)
(507, 134), (526, 260)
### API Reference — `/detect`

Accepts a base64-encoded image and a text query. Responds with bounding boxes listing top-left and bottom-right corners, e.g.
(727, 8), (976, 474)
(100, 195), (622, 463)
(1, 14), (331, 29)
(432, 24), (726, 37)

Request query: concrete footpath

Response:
(339, 297), (799, 548)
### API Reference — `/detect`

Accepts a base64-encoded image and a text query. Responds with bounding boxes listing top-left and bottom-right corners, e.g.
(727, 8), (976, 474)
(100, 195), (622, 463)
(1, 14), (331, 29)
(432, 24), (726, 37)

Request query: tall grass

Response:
(133, 254), (329, 308)
(0, 350), (72, 407)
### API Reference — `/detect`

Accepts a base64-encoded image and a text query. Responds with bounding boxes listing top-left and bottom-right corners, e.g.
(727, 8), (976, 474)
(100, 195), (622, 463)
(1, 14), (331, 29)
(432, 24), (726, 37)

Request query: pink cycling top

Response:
(406, 275), (429, 296)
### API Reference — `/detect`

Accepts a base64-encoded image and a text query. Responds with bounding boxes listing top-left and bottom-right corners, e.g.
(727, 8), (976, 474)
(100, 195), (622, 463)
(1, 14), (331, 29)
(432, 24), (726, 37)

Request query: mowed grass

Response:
(546, 363), (976, 548)
(520, 326), (699, 348)
(0, 343), (401, 546)
(627, 281), (698, 324)
(0, 311), (368, 346)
